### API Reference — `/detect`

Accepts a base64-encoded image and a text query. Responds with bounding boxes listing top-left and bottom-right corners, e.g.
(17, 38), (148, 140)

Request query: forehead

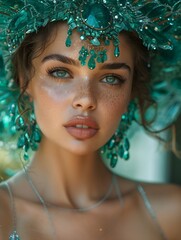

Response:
(38, 22), (135, 69)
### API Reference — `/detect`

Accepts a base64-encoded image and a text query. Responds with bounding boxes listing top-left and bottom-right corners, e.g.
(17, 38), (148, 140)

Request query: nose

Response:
(72, 83), (97, 111)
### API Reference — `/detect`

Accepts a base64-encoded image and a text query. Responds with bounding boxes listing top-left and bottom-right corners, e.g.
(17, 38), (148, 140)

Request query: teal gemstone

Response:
(97, 55), (102, 63)
(24, 143), (29, 153)
(33, 129), (41, 142)
(124, 138), (130, 151)
(9, 104), (16, 115)
(69, 22), (77, 29)
(24, 152), (29, 161)
(108, 138), (116, 150)
(121, 114), (128, 121)
(90, 49), (96, 57)
(88, 56), (96, 70)
(110, 154), (118, 168)
(105, 39), (110, 46)
(25, 132), (30, 142)
(79, 46), (89, 66)
(65, 36), (72, 47)
(90, 37), (100, 46)
(97, 51), (107, 63)
(68, 17), (74, 24)
(97, 50), (107, 63)
(17, 117), (24, 128)
(2, 116), (11, 129)
(106, 152), (112, 159)
(82, 3), (111, 30)
(118, 145), (124, 158)
(80, 35), (86, 40)
(114, 46), (120, 57)
(123, 151), (129, 161)
(17, 135), (25, 148)
(31, 143), (38, 151)
(79, 58), (86, 66)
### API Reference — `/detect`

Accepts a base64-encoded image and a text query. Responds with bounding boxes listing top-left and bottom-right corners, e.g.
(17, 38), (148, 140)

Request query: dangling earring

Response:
(10, 94), (41, 160)
(100, 101), (136, 168)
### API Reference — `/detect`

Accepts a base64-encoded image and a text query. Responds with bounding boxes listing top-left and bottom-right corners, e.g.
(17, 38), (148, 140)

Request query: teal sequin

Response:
(65, 35), (72, 47)
(90, 37), (101, 46)
(88, 55), (96, 70)
(82, 3), (111, 29)
(114, 46), (120, 57)
(9, 231), (20, 240)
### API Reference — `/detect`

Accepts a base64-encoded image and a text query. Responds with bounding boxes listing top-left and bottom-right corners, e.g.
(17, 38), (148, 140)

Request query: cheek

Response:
(36, 76), (72, 102)
(96, 94), (129, 144)
(30, 78), (69, 129)
(99, 84), (132, 115)
(97, 86), (132, 139)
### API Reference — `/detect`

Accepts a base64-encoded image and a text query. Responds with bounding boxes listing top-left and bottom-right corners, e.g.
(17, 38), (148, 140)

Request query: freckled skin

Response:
(27, 23), (134, 155)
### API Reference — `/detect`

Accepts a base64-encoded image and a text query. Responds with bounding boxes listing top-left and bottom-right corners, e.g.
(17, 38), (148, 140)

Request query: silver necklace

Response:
(22, 163), (116, 239)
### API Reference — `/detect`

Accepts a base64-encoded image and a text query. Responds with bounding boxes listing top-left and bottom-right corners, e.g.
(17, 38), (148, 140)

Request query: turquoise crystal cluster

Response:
(15, 113), (41, 161)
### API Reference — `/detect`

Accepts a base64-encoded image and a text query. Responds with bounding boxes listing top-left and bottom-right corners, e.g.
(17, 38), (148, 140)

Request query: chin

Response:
(60, 139), (101, 156)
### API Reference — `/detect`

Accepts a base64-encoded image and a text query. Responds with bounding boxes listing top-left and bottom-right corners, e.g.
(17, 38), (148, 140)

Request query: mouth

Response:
(74, 125), (92, 129)
(64, 116), (99, 140)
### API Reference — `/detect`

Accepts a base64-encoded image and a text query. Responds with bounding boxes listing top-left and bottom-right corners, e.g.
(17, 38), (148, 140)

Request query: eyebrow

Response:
(42, 54), (132, 73)
(100, 62), (132, 73)
(42, 54), (79, 66)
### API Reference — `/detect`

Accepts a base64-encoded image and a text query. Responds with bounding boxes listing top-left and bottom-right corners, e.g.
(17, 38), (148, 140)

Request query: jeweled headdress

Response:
(0, 0), (180, 151)
(0, 0), (179, 68)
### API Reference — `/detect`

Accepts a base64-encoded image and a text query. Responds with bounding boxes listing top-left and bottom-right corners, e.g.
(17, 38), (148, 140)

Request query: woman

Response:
(0, 1), (181, 239)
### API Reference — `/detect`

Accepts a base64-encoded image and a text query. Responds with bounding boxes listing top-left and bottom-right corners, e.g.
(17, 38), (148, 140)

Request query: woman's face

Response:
(27, 23), (134, 155)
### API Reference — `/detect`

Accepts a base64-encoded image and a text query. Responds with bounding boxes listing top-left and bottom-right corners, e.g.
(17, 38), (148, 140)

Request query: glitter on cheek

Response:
(37, 75), (71, 102)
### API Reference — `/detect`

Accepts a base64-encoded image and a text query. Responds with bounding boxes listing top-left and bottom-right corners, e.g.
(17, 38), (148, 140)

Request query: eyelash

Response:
(46, 67), (126, 85)
(101, 74), (126, 86)
(46, 67), (72, 80)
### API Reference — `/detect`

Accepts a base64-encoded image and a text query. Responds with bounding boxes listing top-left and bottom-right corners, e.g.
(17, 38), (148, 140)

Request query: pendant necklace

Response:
(22, 163), (116, 239)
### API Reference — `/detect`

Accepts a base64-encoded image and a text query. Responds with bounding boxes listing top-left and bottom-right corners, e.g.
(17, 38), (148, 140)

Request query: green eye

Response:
(106, 76), (117, 84)
(102, 75), (125, 85)
(47, 68), (71, 79)
(52, 70), (69, 78)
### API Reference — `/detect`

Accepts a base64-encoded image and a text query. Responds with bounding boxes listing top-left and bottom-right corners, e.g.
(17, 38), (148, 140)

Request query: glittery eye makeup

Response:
(100, 74), (127, 86)
(46, 67), (72, 81)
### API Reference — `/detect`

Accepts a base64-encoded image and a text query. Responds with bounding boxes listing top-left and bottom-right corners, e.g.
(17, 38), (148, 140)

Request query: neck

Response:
(27, 138), (112, 207)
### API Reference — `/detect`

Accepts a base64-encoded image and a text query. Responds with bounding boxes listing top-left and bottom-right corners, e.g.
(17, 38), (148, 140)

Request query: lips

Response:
(64, 116), (99, 140)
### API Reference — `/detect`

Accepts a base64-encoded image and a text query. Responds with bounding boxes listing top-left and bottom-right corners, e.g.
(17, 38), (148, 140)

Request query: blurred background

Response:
(1, 119), (181, 184)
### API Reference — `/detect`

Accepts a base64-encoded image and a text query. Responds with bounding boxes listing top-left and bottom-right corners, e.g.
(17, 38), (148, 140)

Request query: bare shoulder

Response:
(116, 175), (181, 239)
(142, 182), (181, 239)
(142, 182), (181, 213)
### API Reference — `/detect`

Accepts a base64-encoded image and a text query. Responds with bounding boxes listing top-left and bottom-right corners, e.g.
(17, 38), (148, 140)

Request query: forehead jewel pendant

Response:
(65, 1), (119, 70)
